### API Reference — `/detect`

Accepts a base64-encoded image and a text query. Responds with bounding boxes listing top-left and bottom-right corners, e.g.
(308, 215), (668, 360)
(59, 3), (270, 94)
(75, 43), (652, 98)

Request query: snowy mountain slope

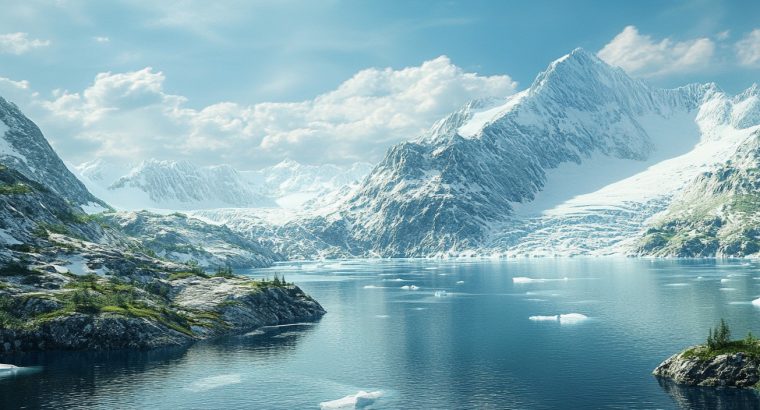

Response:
(0, 97), (106, 211)
(75, 158), (372, 211)
(242, 159), (373, 209)
(208, 48), (759, 258)
(634, 128), (760, 257)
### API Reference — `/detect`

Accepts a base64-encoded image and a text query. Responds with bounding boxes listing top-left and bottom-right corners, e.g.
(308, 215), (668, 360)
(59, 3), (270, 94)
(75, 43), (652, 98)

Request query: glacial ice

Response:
(400, 285), (419, 290)
(320, 390), (383, 410)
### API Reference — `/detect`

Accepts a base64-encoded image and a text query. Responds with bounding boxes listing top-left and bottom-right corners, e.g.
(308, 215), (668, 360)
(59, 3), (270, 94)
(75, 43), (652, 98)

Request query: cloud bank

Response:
(0, 32), (50, 54)
(2, 57), (517, 168)
(597, 26), (715, 77)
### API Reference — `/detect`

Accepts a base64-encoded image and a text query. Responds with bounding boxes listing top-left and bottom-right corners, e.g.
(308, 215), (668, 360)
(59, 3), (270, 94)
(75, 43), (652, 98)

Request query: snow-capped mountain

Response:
(0, 97), (106, 211)
(77, 159), (276, 210)
(243, 159), (373, 209)
(199, 48), (760, 258)
(75, 158), (372, 211)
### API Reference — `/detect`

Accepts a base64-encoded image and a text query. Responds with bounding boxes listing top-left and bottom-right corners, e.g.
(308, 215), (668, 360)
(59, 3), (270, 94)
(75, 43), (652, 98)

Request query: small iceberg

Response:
(320, 390), (383, 409)
(400, 285), (419, 290)
(0, 364), (18, 371)
(456, 280), (465, 285)
(752, 298), (760, 307)
(434, 290), (447, 297)
(529, 313), (589, 325)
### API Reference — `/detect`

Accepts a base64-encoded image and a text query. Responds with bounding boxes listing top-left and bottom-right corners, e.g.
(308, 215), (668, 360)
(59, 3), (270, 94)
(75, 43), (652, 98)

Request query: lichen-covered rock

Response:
(654, 348), (760, 388)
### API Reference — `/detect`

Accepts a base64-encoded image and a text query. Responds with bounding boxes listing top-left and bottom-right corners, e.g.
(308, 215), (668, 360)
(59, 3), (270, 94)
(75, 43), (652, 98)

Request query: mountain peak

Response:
(529, 47), (630, 93)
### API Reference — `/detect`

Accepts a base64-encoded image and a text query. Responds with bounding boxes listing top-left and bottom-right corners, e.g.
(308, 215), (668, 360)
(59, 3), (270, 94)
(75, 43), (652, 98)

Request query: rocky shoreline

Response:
(653, 346), (760, 388)
(0, 275), (325, 354)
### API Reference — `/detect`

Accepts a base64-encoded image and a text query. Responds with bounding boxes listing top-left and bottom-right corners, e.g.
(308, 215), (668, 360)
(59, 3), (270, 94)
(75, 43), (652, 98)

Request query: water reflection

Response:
(657, 378), (760, 409)
(0, 320), (320, 409)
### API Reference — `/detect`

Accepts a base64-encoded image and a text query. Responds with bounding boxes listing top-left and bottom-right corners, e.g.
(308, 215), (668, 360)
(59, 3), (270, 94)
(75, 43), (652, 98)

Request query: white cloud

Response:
(0, 32), (50, 54)
(24, 56), (516, 168)
(597, 26), (715, 77)
(736, 29), (760, 67)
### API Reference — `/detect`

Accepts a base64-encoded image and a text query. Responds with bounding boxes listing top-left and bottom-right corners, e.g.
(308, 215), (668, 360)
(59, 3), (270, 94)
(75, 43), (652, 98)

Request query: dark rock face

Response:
(654, 350), (760, 388)
(0, 314), (190, 352)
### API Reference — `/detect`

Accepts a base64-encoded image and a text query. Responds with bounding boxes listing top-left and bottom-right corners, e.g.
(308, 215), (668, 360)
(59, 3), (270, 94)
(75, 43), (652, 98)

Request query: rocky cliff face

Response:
(654, 348), (760, 388)
(0, 97), (105, 210)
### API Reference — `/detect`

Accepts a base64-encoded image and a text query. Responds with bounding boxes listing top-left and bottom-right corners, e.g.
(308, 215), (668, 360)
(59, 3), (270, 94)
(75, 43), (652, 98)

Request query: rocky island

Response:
(654, 320), (760, 389)
(0, 96), (325, 354)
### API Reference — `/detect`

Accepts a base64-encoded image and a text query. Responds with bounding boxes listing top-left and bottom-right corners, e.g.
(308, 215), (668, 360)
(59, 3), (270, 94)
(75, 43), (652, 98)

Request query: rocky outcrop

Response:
(654, 348), (760, 388)
(0, 276), (325, 353)
(101, 211), (282, 269)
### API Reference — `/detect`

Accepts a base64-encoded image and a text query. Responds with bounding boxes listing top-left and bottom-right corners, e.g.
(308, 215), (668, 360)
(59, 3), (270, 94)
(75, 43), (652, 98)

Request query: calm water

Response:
(2, 258), (760, 409)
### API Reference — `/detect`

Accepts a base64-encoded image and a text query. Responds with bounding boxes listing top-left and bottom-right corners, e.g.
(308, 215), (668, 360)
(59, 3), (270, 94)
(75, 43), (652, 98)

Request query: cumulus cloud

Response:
(0, 32), (50, 54)
(28, 57), (517, 168)
(597, 26), (715, 77)
(736, 29), (760, 67)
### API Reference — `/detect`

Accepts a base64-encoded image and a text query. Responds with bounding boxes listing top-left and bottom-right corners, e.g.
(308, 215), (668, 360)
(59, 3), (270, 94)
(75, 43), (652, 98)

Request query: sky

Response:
(0, 0), (758, 170)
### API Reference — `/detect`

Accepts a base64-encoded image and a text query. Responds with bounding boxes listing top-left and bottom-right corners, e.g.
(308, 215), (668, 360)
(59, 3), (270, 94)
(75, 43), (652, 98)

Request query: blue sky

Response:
(0, 0), (758, 168)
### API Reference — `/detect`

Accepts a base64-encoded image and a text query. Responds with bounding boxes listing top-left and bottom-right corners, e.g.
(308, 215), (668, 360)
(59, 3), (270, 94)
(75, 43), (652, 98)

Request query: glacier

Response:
(195, 48), (760, 259)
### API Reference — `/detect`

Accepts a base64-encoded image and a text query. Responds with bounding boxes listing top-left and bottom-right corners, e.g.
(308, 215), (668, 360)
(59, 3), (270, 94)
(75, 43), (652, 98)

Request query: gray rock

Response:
(654, 348), (760, 388)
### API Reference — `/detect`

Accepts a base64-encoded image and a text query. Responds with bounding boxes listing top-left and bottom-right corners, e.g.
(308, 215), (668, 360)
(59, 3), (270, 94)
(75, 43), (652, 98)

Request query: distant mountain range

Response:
(73, 158), (372, 211)
(3, 47), (759, 261)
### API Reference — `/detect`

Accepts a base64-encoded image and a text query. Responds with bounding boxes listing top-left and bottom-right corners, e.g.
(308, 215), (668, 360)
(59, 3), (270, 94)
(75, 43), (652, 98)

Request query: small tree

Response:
(707, 319), (731, 350)
(745, 331), (757, 346)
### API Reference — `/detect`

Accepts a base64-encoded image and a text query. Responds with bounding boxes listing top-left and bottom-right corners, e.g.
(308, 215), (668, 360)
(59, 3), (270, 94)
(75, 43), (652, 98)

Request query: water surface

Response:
(2, 258), (760, 409)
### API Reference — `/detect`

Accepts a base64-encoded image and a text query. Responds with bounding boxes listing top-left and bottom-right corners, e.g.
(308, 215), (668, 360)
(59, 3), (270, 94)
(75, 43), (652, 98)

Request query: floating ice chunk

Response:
(664, 283), (689, 287)
(320, 390), (383, 409)
(529, 315), (559, 321)
(456, 281), (465, 285)
(720, 278), (731, 283)
(186, 374), (242, 392)
(363, 285), (380, 289)
(513, 277), (568, 284)
(384, 278), (406, 282)
(559, 313), (589, 324)
(752, 298), (760, 307)
(0, 364), (18, 371)
(400, 285), (419, 290)
(434, 290), (447, 297)
(720, 288), (737, 291)
(529, 313), (589, 324)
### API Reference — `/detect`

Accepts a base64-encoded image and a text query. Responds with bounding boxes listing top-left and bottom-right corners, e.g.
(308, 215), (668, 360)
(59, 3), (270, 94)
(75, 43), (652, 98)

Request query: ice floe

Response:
(529, 313), (589, 324)
(434, 290), (447, 297)
(320, 390), (383, 409)
(400, 285), (419, 290)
